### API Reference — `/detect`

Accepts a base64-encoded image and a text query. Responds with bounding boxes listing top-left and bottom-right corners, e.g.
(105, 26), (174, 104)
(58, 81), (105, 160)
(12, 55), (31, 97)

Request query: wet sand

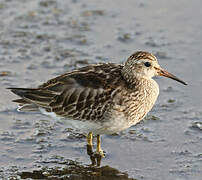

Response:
(0, 0), (201, 179)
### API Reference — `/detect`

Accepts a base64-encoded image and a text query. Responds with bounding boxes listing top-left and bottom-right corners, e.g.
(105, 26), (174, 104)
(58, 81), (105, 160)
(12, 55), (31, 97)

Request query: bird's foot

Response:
(91, 149), (105, 166)
(86, 145), (105, 166)
(94, 149), (105, 158)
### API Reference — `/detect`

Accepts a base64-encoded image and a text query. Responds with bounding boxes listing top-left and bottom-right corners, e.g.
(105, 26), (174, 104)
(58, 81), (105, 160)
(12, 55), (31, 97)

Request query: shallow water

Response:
(0, 0), (202, 179)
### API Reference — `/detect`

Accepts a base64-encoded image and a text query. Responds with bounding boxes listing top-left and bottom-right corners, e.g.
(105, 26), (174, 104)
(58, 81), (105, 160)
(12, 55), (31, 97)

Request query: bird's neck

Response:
(121, 66), (136, 85)
(121, 67), (152, 88)
(122, 75), (159, 125)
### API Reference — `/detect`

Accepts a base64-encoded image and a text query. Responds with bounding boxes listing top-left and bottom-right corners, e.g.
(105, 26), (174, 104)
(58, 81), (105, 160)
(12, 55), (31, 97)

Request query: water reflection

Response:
(19, 159), (137, 180)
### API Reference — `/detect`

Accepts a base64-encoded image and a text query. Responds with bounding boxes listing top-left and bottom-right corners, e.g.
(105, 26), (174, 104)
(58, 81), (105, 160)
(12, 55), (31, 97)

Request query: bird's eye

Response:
(144, 62), (151, 67)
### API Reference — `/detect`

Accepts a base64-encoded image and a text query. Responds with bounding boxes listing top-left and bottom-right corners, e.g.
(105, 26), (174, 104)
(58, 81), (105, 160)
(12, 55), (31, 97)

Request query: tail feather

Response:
(8, 87), (35, 95)
(13, 98), (29, 104)
(18, 104), (39, 112)
(8, 88), (54, 97)
(8, 87), (55, 111)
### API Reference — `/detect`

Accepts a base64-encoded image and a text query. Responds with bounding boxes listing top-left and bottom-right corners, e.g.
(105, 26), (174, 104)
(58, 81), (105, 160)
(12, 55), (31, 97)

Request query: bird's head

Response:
(122, 51), (187, 85)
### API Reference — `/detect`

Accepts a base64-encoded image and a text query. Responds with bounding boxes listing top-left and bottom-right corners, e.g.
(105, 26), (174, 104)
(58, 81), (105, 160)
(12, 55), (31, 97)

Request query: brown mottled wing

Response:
(9, 63), (124, 122)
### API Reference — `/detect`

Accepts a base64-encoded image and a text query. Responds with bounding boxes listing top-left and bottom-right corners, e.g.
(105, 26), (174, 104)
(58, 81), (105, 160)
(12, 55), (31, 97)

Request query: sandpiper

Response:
(8, 51), (187, 165)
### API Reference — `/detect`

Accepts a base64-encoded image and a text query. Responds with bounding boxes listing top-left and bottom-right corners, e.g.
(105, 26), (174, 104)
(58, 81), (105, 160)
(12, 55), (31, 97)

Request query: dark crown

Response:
(128, 51), (157, 62)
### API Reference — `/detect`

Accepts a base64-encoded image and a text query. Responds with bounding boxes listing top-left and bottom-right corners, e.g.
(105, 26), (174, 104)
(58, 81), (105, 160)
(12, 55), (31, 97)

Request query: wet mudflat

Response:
(0, 0), (202, 179)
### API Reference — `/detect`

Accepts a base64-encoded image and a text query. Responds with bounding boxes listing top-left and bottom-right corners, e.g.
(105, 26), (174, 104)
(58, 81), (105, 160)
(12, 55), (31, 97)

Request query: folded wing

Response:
(9, 63), (124, 122)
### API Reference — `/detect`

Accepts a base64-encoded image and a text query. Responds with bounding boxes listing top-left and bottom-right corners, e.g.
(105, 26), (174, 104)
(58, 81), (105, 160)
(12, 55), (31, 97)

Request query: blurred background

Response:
(0, 0), (201, 179)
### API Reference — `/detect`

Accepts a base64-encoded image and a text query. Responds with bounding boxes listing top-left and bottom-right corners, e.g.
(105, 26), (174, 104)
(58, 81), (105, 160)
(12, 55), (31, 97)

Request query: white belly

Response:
(39, 107), (129, 135)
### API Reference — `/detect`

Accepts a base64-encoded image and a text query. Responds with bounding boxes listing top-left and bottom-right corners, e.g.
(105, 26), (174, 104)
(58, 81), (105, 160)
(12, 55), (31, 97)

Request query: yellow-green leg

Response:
(86, 133), (105, 166)
(95, 134), (105, 166)
(96, 135), (105, 157)
(86, 132), (96, 165)
(87, 132), (93, 146)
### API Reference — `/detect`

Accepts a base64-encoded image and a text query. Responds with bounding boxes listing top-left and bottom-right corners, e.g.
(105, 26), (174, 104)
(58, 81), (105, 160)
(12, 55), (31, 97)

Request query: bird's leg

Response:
(96, 135), (105, 157)
(87, 132), (93, 146)
(86, 133), (105, 166)
(86, 132), (96, 165)
(94, 134), (105, 166)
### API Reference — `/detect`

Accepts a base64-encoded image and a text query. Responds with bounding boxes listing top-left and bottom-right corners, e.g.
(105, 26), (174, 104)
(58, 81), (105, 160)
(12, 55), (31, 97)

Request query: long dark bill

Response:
(157, 68), (187, 85)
